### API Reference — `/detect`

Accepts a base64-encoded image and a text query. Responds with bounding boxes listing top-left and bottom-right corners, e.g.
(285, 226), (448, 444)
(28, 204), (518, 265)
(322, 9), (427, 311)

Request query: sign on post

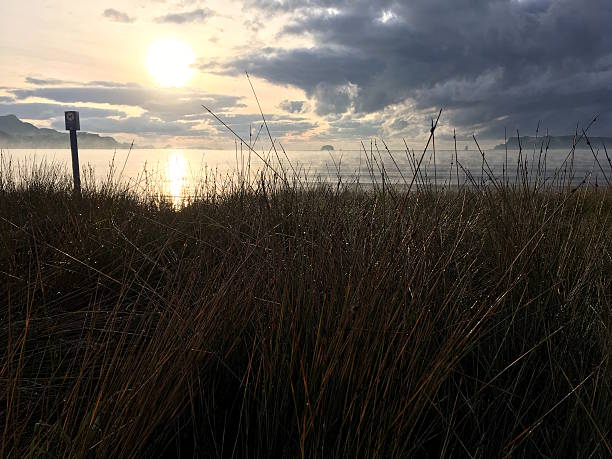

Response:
(65, 111), (81, 192)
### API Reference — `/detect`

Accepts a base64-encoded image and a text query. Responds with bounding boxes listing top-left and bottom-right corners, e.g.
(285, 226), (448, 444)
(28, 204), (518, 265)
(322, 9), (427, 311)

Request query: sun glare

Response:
(146, 37), (195, 88)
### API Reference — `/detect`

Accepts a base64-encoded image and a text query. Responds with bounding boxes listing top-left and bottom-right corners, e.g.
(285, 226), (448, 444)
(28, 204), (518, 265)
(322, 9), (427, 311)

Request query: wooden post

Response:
(65, 111), (81, 192)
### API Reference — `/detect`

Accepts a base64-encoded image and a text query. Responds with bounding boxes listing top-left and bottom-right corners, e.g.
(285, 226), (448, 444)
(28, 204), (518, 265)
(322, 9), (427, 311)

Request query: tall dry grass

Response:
(0, 133), (611, 457)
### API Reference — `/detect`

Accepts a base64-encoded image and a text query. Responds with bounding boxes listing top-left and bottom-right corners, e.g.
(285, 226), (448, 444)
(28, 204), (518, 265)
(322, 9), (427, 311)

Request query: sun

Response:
(146, 37), (195, 88)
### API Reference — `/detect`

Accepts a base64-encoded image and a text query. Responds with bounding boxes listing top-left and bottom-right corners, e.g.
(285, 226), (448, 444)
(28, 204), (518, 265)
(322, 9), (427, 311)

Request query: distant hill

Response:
(0, 131), (12, 143)
(320, 145), (335, 151)
(0, 114), (132, 149)
(495, 135), (612, 150)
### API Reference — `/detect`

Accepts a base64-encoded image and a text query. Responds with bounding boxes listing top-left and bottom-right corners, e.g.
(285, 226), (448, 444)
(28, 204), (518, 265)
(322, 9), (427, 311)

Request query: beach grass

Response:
(0, 144), (611, 458)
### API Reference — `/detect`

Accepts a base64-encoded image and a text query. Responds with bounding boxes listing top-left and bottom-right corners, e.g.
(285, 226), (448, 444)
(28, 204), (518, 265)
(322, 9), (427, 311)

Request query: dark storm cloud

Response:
(102, 8), (136, 23)
(231, 0), (612, 137)
(154, 8), (212, 24)
(244, 0), (352, 12)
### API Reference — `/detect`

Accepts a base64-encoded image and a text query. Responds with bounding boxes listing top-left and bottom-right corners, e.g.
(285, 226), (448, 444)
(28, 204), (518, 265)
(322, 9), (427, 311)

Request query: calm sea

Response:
(1, 147), (608, 202)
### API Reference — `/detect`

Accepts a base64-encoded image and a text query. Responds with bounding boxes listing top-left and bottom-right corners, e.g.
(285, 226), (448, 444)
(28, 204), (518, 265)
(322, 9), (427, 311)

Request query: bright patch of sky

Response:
(379, 10), (396, 24)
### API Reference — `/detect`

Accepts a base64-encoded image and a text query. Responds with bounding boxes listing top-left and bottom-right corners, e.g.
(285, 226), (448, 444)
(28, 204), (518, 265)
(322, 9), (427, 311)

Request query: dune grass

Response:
(0, 142), (611, 458)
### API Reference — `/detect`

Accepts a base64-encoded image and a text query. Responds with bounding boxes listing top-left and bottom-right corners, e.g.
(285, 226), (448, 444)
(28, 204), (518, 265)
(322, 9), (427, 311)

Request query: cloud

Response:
(0, 103), (126, 120)
(389, 118), (408, 132)
(102, 8), (135, 23)
(243, 17), (265, 33)
(49, 116), (200, 136)
(10, 84), (244, 122)
(244, 0), (345, 13)
(154, 8), (212, 24)
(225, 0), (612, 138)
(279, 100), (306, 113)
(323, 117), (382, 139)
(4, 80), (318, 142)
(204, 113), (318, 138)
(25, 77), (71, 86)
(24, 77), (136, 88)
(223, 47), (382, 116)
(55, 112), (318, 140)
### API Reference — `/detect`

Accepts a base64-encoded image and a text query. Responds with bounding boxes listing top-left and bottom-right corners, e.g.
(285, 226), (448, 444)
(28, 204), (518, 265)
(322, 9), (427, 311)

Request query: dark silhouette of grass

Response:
(0, 131), (611, 458)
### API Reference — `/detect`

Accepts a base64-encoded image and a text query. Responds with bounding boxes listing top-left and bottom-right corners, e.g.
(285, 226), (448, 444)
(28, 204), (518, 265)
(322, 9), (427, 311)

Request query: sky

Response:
(1, 0), (611, 149)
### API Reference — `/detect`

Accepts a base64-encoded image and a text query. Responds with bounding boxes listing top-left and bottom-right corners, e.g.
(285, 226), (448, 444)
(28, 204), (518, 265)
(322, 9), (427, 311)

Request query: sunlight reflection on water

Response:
(164, 151), (187, 208)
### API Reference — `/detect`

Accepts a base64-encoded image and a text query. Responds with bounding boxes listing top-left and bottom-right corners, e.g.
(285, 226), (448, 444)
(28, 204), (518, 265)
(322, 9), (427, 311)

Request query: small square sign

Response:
(65, 111), (80, 131)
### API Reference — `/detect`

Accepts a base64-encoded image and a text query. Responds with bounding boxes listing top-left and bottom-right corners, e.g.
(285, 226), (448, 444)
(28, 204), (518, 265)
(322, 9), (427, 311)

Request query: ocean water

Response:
(1, 146), (609, 203)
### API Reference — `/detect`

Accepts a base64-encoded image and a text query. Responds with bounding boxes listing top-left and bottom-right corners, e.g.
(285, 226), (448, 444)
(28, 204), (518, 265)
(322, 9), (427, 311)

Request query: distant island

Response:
(0, 114), (134, 149)
(495, 135), (612, 150)
(320, 145), (335, 151)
